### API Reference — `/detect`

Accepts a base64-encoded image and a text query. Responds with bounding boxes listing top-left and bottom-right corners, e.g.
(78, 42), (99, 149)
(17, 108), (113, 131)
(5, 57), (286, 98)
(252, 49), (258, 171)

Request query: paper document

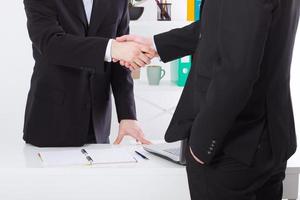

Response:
(39, 148), (137, 167)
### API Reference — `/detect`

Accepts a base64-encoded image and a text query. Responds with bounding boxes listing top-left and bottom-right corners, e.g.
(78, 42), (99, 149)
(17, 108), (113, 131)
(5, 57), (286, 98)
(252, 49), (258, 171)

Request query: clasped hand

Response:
(111, 35), (158, 70)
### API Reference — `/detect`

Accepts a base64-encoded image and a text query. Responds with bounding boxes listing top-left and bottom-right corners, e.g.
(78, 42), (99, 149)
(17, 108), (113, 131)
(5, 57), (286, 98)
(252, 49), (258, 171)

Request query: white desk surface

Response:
(0, 142), (190, 200)
(0, 141), (298, 170)
(0, 142), (299, 200)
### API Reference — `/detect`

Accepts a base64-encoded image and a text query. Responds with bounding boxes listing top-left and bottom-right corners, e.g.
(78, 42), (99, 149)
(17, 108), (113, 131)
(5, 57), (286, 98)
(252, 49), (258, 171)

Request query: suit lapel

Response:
(63, 0), (88, 31)
(88, 0), (110, 36)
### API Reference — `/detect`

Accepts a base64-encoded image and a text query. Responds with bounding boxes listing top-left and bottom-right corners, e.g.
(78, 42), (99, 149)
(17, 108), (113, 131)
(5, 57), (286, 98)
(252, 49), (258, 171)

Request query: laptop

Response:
(143, 140), (187, 165)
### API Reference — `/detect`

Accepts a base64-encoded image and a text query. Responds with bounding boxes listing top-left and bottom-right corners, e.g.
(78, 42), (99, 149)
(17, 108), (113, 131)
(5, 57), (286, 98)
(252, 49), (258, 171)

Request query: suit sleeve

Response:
(154, 21), (201, 63)
(189, 0), (274, 164)
(111, 1), (137, 122)
(24, 0), (109, 73)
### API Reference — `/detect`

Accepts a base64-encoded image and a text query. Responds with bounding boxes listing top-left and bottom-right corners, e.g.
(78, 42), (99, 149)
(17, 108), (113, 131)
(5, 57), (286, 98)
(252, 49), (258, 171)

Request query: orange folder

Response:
(187, 0), (195, 21)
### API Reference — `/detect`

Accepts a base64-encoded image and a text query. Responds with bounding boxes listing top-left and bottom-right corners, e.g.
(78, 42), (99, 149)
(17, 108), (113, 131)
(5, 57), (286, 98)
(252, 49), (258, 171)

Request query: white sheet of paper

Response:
(87, 149), (137, 164)
(39, 150), (88, 167)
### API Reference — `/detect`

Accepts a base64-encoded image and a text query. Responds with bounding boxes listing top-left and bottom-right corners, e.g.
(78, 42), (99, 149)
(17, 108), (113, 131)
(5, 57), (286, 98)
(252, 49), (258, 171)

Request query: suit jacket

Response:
(23, 0), (136, 147)
(155, 0), (300, 165)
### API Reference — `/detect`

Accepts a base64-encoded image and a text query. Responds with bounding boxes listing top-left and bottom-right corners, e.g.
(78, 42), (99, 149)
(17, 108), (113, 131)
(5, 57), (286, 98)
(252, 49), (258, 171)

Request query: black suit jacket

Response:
(155, 0), (300, 165)
(23, 0), (136, 147)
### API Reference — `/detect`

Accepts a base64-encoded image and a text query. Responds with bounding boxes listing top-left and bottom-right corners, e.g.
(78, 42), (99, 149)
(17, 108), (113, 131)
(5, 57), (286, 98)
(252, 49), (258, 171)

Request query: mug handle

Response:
(160, 69), (166, 80)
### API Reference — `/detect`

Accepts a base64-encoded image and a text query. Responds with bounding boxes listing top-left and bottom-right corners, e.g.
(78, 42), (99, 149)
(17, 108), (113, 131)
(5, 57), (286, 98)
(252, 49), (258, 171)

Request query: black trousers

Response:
(186, 133), (287, 200)
(86, 110), (97, 144)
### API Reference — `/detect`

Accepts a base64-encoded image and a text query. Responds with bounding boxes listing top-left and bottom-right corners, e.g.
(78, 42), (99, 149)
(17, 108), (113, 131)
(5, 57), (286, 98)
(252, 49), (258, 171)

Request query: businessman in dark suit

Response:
(23, 0), (153, 147)
(117, 0), (300, 199)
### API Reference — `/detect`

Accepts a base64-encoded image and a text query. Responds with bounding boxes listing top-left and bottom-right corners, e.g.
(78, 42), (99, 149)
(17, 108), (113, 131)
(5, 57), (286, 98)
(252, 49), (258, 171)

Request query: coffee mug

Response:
(147, 66), (166, 85)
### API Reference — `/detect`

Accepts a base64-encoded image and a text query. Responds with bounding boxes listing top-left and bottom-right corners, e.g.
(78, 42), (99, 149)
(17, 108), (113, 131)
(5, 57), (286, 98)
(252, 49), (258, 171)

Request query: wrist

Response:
(111, 39), (119, 59)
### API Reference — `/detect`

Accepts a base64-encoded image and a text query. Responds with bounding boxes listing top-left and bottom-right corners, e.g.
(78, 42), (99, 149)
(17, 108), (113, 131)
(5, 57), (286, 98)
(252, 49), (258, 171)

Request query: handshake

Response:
(111, 35), (158, 71)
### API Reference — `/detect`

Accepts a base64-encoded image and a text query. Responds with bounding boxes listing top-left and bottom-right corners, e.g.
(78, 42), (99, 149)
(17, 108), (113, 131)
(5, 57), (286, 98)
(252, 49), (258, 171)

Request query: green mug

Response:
(147, 65), (166, 85)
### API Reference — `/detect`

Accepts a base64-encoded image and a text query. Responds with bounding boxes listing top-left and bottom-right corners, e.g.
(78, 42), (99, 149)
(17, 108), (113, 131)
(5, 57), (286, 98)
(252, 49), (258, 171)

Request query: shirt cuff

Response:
(152, 36), (158, 52)
(104, 39), (112, 62)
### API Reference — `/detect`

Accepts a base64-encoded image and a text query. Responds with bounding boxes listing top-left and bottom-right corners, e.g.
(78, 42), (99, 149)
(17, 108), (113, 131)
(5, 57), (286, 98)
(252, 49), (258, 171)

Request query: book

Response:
(38, 148), (137, 167)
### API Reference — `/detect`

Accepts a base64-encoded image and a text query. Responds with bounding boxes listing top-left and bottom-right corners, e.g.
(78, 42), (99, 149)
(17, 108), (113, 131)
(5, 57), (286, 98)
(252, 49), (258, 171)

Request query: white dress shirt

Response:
(82, 0), (112, 62)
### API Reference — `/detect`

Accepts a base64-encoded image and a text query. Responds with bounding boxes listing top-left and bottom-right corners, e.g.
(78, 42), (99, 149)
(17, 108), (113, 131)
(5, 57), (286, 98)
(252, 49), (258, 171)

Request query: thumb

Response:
(116, 35), (137, 42)
(116, 35), (130, 42)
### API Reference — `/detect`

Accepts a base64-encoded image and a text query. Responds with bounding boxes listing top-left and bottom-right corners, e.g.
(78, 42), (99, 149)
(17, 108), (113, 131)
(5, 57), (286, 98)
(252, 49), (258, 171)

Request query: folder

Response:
(171, 56), (192, 87)
(38, 148), (137, 167)
(187, 0), (195, 21)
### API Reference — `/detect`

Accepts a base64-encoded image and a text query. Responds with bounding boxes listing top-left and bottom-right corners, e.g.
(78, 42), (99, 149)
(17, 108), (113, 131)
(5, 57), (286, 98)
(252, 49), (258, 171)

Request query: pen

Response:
(81, 149), (94, 165)
(81, 149), (88, 155)
(135, 151), (149, 160)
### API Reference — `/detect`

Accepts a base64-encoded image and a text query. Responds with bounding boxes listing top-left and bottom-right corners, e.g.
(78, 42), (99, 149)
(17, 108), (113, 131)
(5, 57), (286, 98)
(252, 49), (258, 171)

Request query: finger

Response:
(189, 147), (204, 164)
(138, 53), (151, 65)
(116, 35), (134, 42)
(125, 62), (132, 68)
(138, 137), (152, 145)
(130, 61), (140, 69)
(112, 58), (119, 63)
(145, 52), (157, 59)
(126, 129), (142, 141)
(135, 130), (152, 145)
(116, 36), (127, 42)
(133, 58), (146, 68)
(113, 134), (125, 145)
(120, 60), (126, 66)
(134, 53), (149, 67)
(140, 45), (155, 55)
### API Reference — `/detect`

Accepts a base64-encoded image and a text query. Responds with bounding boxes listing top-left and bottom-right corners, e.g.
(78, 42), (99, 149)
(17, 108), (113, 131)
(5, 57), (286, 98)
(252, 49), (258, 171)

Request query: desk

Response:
(0, 144), (299, 200)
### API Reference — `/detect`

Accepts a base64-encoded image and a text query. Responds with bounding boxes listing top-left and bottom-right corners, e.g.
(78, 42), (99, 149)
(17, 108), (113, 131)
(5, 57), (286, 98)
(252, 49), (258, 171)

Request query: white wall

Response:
(0, 1), (299, 157)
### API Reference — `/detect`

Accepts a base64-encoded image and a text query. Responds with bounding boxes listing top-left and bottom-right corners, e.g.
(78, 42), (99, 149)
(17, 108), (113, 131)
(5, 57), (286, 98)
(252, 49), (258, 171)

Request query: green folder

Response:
(171, 56), (192, 87)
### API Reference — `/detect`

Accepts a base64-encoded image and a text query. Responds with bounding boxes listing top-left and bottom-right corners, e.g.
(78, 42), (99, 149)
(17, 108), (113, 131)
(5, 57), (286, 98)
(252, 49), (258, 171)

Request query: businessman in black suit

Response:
(23, 0), (154, 147)
(117, 0), (300, 199)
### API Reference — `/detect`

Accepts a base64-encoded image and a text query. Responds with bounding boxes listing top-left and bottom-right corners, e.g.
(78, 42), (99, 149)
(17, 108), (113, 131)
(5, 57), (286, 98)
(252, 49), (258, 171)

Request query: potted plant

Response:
(128, 0), (147, 20)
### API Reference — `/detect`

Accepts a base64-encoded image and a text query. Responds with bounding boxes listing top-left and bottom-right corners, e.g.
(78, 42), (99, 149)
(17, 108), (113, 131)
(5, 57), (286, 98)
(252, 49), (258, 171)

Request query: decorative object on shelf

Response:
(131, 69), (141, 80)
(171, 56), (192, 87)
(187, 0), (202, 21)
(155, 0), (171, 21)
(187, 0), (195, 21)
(128, 0), (147, 20)
(195, 0), (202, 20)
(147, 65), (166, 85)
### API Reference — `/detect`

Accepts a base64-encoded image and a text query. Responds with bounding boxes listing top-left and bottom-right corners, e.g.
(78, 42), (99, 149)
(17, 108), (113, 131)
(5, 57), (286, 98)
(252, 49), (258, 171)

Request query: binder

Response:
(171, 56), (192, 87)
(38, 148), (137, 167)
(187, 0), (195, 21)
(195, 0), (202, 21)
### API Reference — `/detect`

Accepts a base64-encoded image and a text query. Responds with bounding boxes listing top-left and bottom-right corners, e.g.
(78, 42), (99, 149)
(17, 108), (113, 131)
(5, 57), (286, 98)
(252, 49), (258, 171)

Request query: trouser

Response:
(186, 132), (287, 200)
(86, 110), (97, 144)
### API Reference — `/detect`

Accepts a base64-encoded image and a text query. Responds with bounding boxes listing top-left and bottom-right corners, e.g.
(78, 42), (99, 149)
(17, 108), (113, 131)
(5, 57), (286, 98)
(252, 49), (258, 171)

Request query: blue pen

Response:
(135, 151), (149, 160)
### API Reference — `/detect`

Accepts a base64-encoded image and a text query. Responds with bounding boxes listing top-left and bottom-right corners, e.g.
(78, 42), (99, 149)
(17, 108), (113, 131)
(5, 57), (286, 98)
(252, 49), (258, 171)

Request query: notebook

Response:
(38, 148), (137, 167)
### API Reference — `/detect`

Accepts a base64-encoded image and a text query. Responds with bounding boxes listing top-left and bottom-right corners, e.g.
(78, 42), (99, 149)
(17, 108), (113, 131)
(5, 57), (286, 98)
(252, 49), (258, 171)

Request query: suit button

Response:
(207, 151), (212, 155)
(199, 33), (202, 39)
(212, 140), (216, 144)
(209, 147), (214, 151)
